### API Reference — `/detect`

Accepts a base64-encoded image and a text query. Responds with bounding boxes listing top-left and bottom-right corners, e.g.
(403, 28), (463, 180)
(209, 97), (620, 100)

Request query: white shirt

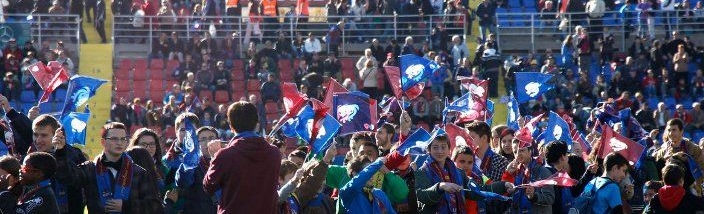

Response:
(304, 38), (321, 54)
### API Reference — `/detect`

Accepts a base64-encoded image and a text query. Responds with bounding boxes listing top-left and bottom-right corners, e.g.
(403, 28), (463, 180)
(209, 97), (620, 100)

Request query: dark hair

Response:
(567, 154), (587, 180)
(25, 152), (56, 180)
(289, 150), (307, 160)
(32, 114), (60, 131)
(491, 125), (508, 139)
(272, 139), (285, 149)
(0, 155), (20, 178)
(101, 122), (127, 139)
(428, 135), (450, 151)
(452, 145), (474, 160)
(352, 132), (374, 144)
(466, 121), (491, 140)
(667, 118), (684, 131)
(603, 152), (628, 172)
(662, 164), (685, 185)
(545, 141), (568, 164)
(175, 112), (200, 129)
(645, 180), (664, 191)
(347, 155), (372, 177)
(126, 147), (160, 184)
(129, 128), (162, 162)
(380, 123), (395, 136)
(279, 160), (299, 180)
(227, 101), (259, 132)
(196, 126), (219, 138)
(360, 142), (380, 155)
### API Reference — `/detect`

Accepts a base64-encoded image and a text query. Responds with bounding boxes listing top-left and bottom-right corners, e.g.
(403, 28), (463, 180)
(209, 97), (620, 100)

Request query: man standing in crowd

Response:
(203, 101), (281, 213)
(655, 118), (704, 178)
(54, 122), (161, 213)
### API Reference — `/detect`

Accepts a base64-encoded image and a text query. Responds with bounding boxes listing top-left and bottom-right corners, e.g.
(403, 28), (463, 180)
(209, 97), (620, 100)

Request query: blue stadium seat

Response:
(694, 131), (704, 142)
(521, 0), (536, 8)
(647, 97), (659, 110)
(20, 102), (33, 114)
(508, 0), (521, 9)
(38, 102), (53, 114)
(682, 98), (694, 110)
(496, 8), (511, 27)
(664, 97), (677, 109)
(20, 90), (36, 103)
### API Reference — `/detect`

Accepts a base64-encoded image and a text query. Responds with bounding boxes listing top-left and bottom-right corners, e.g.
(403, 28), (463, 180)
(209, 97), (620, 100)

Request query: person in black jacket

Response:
(0, 152), (61, 214)
(94, 0), (106, 43)
(644, 164), (704, 213)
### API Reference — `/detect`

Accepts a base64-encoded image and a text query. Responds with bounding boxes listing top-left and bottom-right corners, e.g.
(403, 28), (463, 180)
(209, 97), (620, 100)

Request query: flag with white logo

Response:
(333, 91), (373, 136)
(599, 124), (645, 165)
(514, 72), (554, 103)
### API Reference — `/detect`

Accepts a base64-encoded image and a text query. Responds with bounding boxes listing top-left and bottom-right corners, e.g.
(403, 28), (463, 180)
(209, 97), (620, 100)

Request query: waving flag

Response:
(293, 105), (342, 154)
(28, 61), (70, 103)
(465, 182), (511, 201)
(60, 76), (107, 117)
(181, 118), (201, 170)
(333, 91), (373, 135)
(279, 118), (299, 138)
(396, 128), (432, 156)
(61, 112), (90, 145)
(294, 106), (315, 142)
(588, 102), (620, 130)
(445, 123), (475, 150)
(515, 72), (554, 103)
(400, 54), (439, 90)
(519, 172), (579, 188)
(688, 154), (704, 180)
(507, 93), (520, 130)
(486, 100), (495, 126)
(324, 79), (348, 115)
(545, 112), (572, 145)
(282, 82), (308, 116)
(599, 124), (645, 165)
(458, 76), (488, 102)
(385, 66), (426, 99)
(618, 108), (647, 141)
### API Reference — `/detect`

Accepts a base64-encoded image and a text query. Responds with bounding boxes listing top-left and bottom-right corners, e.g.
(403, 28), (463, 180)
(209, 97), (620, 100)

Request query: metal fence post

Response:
(531, 14), (535, 53)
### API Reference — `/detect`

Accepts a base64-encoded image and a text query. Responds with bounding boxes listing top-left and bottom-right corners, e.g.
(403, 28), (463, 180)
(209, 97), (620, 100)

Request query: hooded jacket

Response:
(644, 185), (704, 213)
(203, 134), (281, 213)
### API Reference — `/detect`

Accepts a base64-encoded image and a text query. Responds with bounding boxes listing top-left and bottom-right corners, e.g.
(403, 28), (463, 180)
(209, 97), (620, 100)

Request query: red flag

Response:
(369, 98), (377, 125)
(384, 66), (425, 100)
(29, 61), (69, 103)
(458, 76), (488, 102)
(281, 82), (308, 116)
(445, 123), (475, 151)
(454, 94), (489, 123)
(516, 127), (533, 143)
(310, 98), (328, 142)
(324, 79), (348, 115)
(522, 172), (579, 188)
(599, 124), (645, 165)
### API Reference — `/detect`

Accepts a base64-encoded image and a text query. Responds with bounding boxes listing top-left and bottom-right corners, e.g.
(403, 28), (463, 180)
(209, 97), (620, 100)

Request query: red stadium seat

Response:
(248, 91), (261, 100)
(149, 81), (163, 92)
(232, 69), (245, 81)
(133, 70), (148, 81)
(134, 59), (148, 71)
(232, 60), (244, 70)
(265, 101), (279, 114)
(232, 91), (246, 101)
(198, 90), (213, 102)
(340, 58), (355, 70)
(133, 81), (148, 99)
(232, 80), (245, 90)
(214, 90), (230, 103)
(118, 58), (132, 69)
(247, 79), (260, 92)
(166, 60), (180, 71)
(150, 71), (165, 81)
(150, 59), (165, 70)
(115, 91), (131, 101)
(150, 91), (165, 103)
(115, 80), (130, 92)
(114, 69), (130, 80)
(165, 80), (179, 89)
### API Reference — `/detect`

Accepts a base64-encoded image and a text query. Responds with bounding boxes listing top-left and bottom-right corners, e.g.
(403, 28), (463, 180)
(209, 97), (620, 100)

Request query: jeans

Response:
(478, 24), (496, 42)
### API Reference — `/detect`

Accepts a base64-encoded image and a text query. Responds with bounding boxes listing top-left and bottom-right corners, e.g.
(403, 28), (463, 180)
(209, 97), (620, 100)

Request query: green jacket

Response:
(326, 165), (409, 214)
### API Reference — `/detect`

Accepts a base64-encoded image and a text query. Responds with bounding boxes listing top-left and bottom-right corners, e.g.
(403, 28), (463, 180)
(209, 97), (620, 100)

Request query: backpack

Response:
(569, 178), (617, 214)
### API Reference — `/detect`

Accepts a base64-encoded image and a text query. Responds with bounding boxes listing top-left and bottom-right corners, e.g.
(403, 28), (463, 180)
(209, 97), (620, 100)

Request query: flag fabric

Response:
(507, 93), (520, 130)
(84, 104), (90, 114)
(282, 82), (308, 116)
(310, 99), (330, 141)
(293, 105), (342, 154)
(279, 118), (299, 138)
(0, 140), (6, 156)
(61, 112), (90, 145)
(397, 128), (432, 156)
(486, 100), (495, 126)
(385, 66), (426, 99)
(545, 111), (573, 145)
(457, 76), (489, 102)
(399, 54), (439, 91)
(333, 92), (374, 135)
(688, 154), (704, 180)
(28, 61), (70, 103)
(187, 96), (201, 113)
(445, 123), (475, 150)
(310, 114), (341, 154)
(514, 72), (554, 103)
(294, 106), (315, 142)
(181, 118), (201, 170)
(464, 182), (512, 201)
(520, 172), (579, 188)
(60, 76), (107, 117)
(324, 79), (348, 115)
(449, 92), (490, 124)
(599, 124), (646, 165)
(618, 108), (648, 140)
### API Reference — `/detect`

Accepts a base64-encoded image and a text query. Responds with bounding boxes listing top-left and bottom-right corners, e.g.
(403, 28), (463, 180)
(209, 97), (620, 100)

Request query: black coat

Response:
(0, 183), (61, 214)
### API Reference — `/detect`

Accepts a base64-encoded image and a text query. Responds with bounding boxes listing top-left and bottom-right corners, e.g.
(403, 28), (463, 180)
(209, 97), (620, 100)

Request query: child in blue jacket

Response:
(340, 155), (397, 214)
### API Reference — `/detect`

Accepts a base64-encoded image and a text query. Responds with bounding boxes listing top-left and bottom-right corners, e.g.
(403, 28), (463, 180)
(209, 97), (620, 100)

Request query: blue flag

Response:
(397, 128), (432, 156)
(486, 100), (495, 126)
(618, 108), (647, 140)
(333, 91), (373, 136)
(465, 181), (511, 201)
(514, 72), (554, 103)
(545, 111), (572, 145)
(400, 54), (439, 90)
(60, 75), (107, 117)
(310, 114), (341, 154)
(294, 106), (315, 142)
(84, 104), (90, 114)
(279, 118), (299, 138)
(61, 112), (90, 145)
(689, 154), (703, 180)
(181, 118), (200, 170)
(507, 93), (520, 130)
(444, 92), (472, 113)
(0, 139), (7, 156)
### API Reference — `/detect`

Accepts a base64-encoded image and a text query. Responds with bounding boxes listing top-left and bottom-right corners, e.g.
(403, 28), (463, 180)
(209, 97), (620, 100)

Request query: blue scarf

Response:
(234, 131), (259, 139)
(512, 160), (536, 213)
(95, 154), (134, 214)
(19, 179), (51, 203)
(422, 157), (465, 214)
(52, 179), (68, 212)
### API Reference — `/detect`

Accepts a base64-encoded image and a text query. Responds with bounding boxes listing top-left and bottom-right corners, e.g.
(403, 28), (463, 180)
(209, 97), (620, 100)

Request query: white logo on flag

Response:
(71, 117), (86, 132)
(609, 138), (628, 151)
(525, 82), (541, 97)
(305, 119), (327, 139)
(508, 103), (516, 122)
(553, 126), (563, 140)
(405, 64), (425, 80)
(337, 104), (359, 123)
(455, 136), (467, 147)
(469, 84), (486, 98)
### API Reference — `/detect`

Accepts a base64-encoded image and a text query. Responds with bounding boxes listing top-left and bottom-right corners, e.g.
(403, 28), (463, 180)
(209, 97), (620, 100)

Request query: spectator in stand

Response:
(94, 0), (106, 43)
(636, 0), (655, 39)
(145, 100), (161, 127)
(261, 74), (281, 103)
(688, 102), (704, 133)
(476, 0), (496, 42)
(244, 1), (263, 46)
(260, 0), (279, 40)
(213, 61), (232, 100)
(111, 97), (132, 131)
(213, 104), (229, 138)
(467, 121), (509, 181)
(221, 32), (240, 62)
(162, 98), (179, 129)
(430, 55), (451, 97)
(653, 102), (671, 130)
(356, 49), (378, 72)
(168, 31), (185, 63)
(274, 32), (293, 60)
(358, 59), (379, 99)
(163, 84), (185, 105)
(615, 91), (633, 111)
(629, 37), (648, 59)
(585, 0), (605, 39)
(303, 33), (321, 60)
(450, 35), (470, 68)
(693, 69), (704, 98)
(574, 26), (591, 75)
(386, 39), (402, 58)
(429, 24), (449, 52)
(636, 100), (656, 131)
(342, 78), (358, 91)
(402, 36), (420, 56)
(182, 72), (197, 91)
(428, 95), (443, 123)
(156, 0), (176, 32)
(655, 118), (704, 179)
(203, 101), (281, 213)
(412, 96), (429, 123)
(196, 68), (214, 95)
(194, 98), (216, 122)
(370, 39), (386, 66)
(673, 104), (693, 129)
(673, 44), (689, 91)
(326, 21), (344, 55)
(131, 98), (146, 127)
(149, 32), (170, 69)
(323, 52), (342, 80)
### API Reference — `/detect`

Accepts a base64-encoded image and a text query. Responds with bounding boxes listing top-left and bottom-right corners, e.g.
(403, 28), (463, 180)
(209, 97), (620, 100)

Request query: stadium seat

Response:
(232, 69), (245, 81)
(150, 59), (165, 70)
(165, 80), (179, 89)
(20, 90), (37, 103)
(265, 101), (279, 114)
(166, 60), (180, 71)
(232, 80), (245, 90)
(38, 102), (53, 114)
(150, 91), (165, 103)
(664, 97), (677, 109)
(114, 69), (130, 80)
(233, 91), (246, 101)
(20, 102), (33, 114)
(647, 97), (659, 110)
(508, 0), (520, 9)
(133, 81), (148, 99)
(248, 91), (261, 100)
(149, 82), (163, 92)
(232, 60), (244, 70)
(134, 59), (148, 71)
(133, 70), (148, 81)
(247, 79), (261, 92)
(118, 58), (132, 69)
(115, 80), (131, 92)
(214, 90), (230, 103)
(149, 72), (164, 81)
(694, 131), (704, 142)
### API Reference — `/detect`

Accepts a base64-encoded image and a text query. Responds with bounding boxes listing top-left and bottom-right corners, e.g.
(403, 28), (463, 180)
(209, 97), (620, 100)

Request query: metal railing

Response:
(0, 14), (81, 60)
(495, 9), (704, 53)
(112, 13), (467, 60)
